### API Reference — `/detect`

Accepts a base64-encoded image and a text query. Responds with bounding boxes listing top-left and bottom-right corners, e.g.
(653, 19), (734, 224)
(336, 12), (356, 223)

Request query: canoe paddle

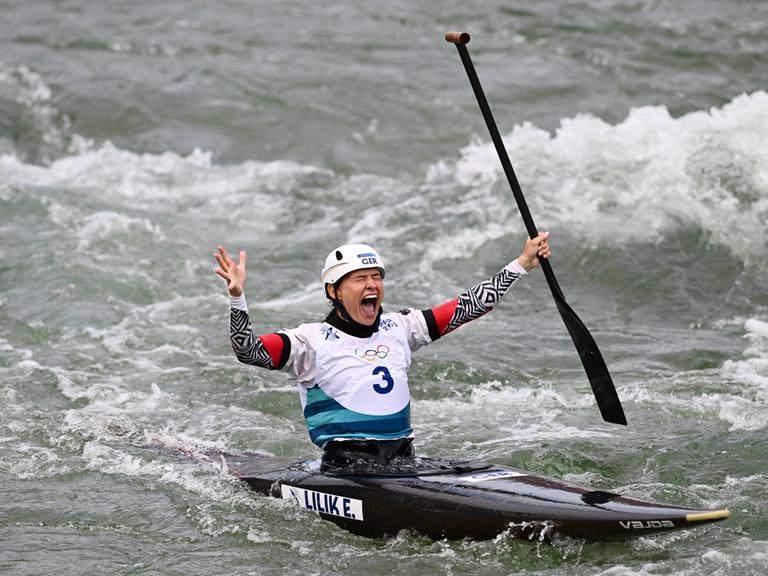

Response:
(445, 31), (627, 425)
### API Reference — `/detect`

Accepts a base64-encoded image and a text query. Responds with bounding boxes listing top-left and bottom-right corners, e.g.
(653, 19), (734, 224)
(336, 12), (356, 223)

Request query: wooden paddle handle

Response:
(445, 31), (470, 44)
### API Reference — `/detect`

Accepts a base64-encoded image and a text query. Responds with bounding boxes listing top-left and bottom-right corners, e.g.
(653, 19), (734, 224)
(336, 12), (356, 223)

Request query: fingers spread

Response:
(213, 252), (227, 270)
(217, 245), (234, 266)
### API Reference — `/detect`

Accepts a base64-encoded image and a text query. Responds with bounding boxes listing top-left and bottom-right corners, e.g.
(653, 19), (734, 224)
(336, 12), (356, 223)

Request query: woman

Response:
(214, 233), (551, 470)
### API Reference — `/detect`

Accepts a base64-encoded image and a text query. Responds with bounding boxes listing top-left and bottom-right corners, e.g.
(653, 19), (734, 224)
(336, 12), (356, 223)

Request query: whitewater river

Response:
(1, 1), (767, 574)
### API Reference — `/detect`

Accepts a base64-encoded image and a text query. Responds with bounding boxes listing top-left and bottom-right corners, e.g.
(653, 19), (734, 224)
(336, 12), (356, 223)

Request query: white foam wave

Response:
(623, 538), (768, 573)
(3, 68), (766, 279)
(623, 316), (768, 431)
(60, 380), (171, 444)
(0, 64), (51, 105)
(415, 381), (611, 453)
(76, 210), (166, 251)
(79, 439), (291, 538)
(3, 443), (67, 479)
(0, 63), (78, 159)
(715, 317), (768, 430)
(428, 91), (768, 262)
(145, 429), (273, 460)
(0, 139), (334, 227)
(52, 356), (296, 453)
(0, 337), (34, 362)
(249, 282), (321, 310)
(80, 440), (246, 503)
(80, 294), (211, 359)
(420, 222), (510, 271)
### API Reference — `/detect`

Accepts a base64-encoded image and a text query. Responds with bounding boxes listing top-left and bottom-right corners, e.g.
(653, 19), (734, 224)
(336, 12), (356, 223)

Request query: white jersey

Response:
(228, 258), (527, 447)
(279, 310), (431, 446)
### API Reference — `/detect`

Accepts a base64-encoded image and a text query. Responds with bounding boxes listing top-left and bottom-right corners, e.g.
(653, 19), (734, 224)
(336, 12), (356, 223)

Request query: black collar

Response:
(324, 308), (382, 338)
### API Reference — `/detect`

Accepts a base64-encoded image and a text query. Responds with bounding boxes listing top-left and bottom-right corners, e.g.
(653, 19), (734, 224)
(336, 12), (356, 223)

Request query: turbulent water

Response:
(1, 1), (767, 574)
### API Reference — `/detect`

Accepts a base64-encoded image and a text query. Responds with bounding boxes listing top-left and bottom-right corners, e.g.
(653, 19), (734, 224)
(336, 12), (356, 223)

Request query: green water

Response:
(1, 1), (767, 574)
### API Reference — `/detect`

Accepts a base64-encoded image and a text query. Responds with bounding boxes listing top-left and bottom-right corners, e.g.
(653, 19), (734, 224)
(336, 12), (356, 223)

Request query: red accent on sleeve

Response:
(431, 298), (459, 336)
(257, 333), (285, 368)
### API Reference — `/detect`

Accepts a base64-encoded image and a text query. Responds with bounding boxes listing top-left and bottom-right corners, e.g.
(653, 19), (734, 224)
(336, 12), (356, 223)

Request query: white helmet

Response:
(321, 243), (385, 288)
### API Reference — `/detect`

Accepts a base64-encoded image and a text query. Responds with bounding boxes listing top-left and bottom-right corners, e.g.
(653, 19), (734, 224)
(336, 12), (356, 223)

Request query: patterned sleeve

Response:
(229, 308), (291, 370)
(421, 260), (526, 341)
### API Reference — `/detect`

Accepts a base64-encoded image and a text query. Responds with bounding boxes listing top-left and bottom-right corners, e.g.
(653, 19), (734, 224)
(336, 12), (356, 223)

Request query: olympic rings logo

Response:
(356, 344), (390, 361)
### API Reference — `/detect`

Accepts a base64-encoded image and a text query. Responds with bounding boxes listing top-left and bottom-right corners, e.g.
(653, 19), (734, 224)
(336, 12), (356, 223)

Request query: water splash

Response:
(0, 62), (81, 162)
(427, 91), (768, 265)
(716, 317), (768, 431)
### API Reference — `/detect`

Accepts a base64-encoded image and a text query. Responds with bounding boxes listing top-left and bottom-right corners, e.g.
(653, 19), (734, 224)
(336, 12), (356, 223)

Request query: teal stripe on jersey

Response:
(303, 385), (411, 446)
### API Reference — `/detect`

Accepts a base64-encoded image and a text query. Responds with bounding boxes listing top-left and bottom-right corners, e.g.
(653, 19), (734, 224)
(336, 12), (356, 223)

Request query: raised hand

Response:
(213, 245), (247, 297)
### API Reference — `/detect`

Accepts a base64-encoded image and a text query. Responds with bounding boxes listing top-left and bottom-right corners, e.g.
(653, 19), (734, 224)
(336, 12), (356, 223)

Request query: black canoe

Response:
(189, 449), (729, 541)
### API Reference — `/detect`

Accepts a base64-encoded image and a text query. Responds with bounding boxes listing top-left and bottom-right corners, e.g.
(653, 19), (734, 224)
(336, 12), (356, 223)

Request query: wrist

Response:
(517, 254), (534, 272)
(229, 293), (248, 311)
(508, 258), (528, 275)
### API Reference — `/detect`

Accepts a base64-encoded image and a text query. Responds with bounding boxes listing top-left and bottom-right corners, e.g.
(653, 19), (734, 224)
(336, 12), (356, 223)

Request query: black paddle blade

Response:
(553, 294), (627, 425)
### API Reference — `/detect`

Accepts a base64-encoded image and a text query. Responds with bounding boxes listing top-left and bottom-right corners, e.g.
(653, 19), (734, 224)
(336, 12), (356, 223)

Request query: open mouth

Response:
(361, 294), (378, 318)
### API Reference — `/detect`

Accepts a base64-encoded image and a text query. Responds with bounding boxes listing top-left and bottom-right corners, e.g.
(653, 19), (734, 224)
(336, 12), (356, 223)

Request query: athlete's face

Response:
(330, 268), (384, 326)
